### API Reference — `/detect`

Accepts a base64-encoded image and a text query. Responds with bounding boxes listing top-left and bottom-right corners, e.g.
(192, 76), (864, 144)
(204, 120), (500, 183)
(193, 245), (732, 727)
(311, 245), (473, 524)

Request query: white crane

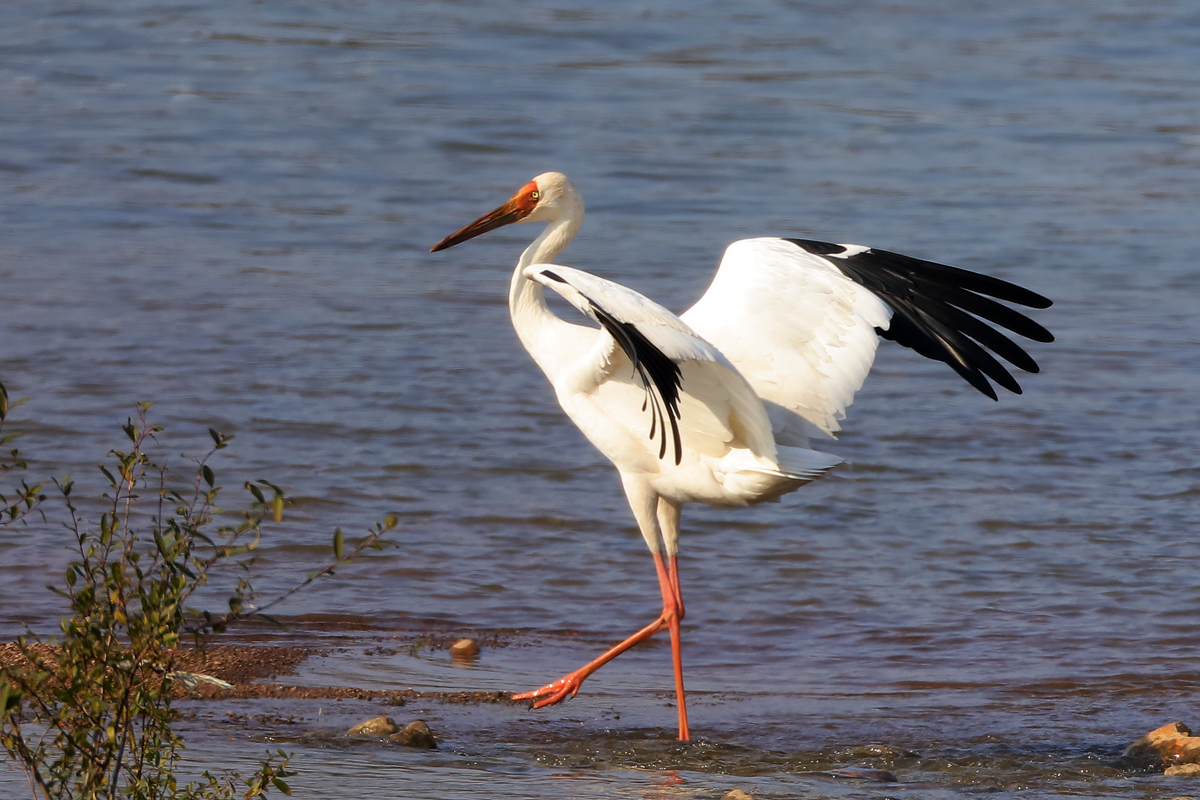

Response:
(429, 172), (1052, 741)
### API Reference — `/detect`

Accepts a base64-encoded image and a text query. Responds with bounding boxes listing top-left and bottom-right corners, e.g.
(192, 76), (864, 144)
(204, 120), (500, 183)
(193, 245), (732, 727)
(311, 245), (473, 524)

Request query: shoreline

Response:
(0, 641), (516, 705)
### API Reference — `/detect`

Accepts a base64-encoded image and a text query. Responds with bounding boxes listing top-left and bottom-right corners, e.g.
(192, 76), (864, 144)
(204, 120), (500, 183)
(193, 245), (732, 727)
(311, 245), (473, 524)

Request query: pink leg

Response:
(666, 554), (689, 741)
(668, 553), (685, 621)
(513, 551), (691, 740)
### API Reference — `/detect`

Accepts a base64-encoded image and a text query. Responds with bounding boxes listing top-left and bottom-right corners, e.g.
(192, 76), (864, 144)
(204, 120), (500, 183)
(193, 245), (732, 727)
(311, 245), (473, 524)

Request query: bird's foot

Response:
(511, 672), (588, 708)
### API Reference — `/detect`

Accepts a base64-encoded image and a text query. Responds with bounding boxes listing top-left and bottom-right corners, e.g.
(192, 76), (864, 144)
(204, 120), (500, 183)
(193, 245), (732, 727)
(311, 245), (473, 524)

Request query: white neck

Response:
(515, 210), (580, 270)
(508, 210), (584, 366)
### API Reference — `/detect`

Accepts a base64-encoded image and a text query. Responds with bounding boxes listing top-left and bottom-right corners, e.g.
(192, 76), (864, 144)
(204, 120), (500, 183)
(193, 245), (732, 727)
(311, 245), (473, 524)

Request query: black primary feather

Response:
(785, 239), (1053, 400)
(588, 301), (684, 465)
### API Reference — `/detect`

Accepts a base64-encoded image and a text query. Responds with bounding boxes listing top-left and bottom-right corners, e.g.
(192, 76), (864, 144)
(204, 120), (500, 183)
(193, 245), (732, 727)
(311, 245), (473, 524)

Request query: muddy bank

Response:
(0, 641), (314, 685)
(0, 641), (514, 705)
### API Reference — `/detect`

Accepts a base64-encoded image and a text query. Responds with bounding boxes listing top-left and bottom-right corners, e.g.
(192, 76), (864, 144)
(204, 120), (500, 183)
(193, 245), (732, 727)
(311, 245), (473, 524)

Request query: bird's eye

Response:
(530, 191), (540, 200)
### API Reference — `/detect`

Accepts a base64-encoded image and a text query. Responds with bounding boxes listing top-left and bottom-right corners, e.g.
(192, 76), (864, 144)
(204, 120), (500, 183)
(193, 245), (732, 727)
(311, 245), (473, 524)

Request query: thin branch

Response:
(9, 728), (54, 800)
(185, 524), (391, 635)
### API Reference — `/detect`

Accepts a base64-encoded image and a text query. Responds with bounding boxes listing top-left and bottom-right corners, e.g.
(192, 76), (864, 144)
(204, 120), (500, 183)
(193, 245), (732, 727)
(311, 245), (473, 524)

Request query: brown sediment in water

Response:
(0, 642), (514, 705)
(189, 683), (512, 704)
(0, 641), (314, 684)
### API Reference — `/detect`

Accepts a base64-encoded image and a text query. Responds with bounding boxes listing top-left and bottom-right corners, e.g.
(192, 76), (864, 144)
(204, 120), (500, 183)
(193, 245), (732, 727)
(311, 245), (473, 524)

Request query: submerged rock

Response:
(1166, 763), (1200, 777)
(839, 744), (919, 759)
(722, 791), (754, 800)
(822, 767), (898, 782)
(1123, 722), (1200, 768)
(391, 719), (437, 749)
(348, 716), (399, 737)
(450, 638), (481, 660)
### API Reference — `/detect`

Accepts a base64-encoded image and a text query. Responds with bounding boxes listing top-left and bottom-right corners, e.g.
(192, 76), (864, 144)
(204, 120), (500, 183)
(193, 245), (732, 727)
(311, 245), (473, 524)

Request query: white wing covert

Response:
(525, 263), (776, 467)
(682, 238), (892, 445)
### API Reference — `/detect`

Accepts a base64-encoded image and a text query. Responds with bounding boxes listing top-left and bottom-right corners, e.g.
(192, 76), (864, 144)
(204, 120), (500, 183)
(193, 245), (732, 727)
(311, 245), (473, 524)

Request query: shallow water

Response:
(3, 0), (1200, 797)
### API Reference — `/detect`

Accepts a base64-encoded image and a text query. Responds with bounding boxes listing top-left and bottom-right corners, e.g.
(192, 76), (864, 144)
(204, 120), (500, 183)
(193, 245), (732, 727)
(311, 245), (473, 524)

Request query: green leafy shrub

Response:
(0, 400), (394, 799)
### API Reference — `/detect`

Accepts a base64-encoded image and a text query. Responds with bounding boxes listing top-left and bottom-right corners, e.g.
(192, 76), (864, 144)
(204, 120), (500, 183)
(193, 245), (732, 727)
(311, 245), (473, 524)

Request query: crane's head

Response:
(429, 172), (582, 252)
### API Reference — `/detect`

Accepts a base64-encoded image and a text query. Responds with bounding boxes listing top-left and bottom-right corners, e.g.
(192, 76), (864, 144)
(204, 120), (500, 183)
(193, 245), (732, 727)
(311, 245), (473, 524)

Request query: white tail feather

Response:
(774, 445), (844, 480)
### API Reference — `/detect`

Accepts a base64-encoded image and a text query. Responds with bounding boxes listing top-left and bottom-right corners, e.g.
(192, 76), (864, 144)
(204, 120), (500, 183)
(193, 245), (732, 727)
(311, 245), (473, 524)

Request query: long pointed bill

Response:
(429, 181), (539, 252)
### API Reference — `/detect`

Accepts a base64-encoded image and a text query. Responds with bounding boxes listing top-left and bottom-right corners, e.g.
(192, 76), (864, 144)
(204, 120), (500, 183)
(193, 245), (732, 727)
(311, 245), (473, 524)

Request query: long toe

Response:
(511, 681), (561, 701)
(532, 688), (572, 708)
(511, 675), (583, 706)
(511, 682), (563, 703)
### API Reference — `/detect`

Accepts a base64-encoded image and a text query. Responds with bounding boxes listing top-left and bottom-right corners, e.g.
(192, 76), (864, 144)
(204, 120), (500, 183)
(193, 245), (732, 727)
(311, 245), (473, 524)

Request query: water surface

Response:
(3, 1), (1200, 797)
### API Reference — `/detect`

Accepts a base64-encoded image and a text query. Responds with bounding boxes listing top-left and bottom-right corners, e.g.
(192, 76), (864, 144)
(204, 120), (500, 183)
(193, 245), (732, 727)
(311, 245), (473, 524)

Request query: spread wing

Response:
(524, 264), (776, 467)
(682, 237), (1053, 445)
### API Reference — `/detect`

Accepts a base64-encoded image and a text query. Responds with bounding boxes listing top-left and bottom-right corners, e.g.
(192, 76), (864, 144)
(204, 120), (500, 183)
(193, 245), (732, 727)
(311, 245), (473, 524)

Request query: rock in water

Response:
(1165, 763), (1200, 777)
(348, 716), (398, 737)
(722, 791), (754, 800)
(450, 638), (480, 660)
(1123, 722), (1200, 767)
(391, 719), (437, 749)
(824, 767), (898, 782)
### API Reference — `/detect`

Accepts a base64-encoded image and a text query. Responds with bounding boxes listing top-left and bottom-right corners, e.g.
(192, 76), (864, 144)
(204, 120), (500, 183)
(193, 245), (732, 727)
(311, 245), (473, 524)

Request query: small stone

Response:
(391, 719), (437, 749)
(450, 638), (480, 659)
(1166, 764), (1200, 777)
(722, 791), (754, 800)
(347, 716), (398, 737)
(1123, 722), (1200, 767)
(825, 767), (898, 782)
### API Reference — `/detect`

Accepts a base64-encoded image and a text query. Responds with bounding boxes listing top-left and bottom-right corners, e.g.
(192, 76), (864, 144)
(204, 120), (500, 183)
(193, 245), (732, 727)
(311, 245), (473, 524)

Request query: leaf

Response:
(202, 464), (215, 488)
(383, 514), (398, 531)
(256, 614), (288, 631)
(246, 482), (265, 504)
(272, 495), (284, 524)
(0, 681), (22, 716)
(0, 379), (7, 421)
(272, 777), (292, 795)
(333, 529), (344, 560)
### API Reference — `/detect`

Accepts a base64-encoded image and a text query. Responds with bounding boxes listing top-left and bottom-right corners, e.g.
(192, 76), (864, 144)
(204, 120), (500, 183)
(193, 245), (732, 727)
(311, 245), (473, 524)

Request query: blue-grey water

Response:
(3, 1), (1200, 797)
